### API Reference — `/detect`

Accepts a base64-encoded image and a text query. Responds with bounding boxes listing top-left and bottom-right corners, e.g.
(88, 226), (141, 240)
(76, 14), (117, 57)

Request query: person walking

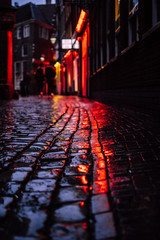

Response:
(45, 66), (56, 95)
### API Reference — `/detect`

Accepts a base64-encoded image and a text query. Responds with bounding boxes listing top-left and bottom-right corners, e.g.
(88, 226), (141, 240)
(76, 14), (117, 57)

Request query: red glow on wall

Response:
(7, 31), (13, 84)
(82, 24), (89, 97)
(61, 64), (66, 93)
(76, 10), (87, 33)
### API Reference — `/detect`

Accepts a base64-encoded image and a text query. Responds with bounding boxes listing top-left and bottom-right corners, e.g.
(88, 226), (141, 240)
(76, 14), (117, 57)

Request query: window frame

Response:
(22, 44), (28, 57)
(128, 0), (139, 45)
(23, 24), (30, 38)
(17, 26), (22, 39)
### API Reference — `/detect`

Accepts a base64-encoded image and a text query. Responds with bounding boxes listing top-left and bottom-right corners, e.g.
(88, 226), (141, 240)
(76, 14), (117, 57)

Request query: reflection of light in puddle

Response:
(105, 150), (114, 158)
(78, 165), (89, 173)
(81, 176), (88, 185)
(96, 169), (106, 181)
(96, 152), (104, 159)
(98, 160), (106, 168)
(94, 180), (108, 194)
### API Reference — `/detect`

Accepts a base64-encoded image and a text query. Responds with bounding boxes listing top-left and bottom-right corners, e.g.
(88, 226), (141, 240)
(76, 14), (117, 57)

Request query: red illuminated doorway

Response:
(81, 23), (90, 97)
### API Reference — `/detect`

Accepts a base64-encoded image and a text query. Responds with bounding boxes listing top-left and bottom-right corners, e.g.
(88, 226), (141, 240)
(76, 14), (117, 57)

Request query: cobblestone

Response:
(0, 95), (160, 240)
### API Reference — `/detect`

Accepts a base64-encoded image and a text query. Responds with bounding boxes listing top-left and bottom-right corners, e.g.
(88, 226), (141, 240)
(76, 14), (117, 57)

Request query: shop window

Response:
(152, 0), (160, 26)
(23, 25), (30, 38)
(17, 26), (22, 39)
(22, 44), (28, 57)
(128, 0), (139, 45)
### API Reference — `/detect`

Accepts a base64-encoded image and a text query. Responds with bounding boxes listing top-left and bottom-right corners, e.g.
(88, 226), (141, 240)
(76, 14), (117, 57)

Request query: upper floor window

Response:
(128, 0), (139, 45)
(115, 0), (120, 56)
(129, 0), (138, 15)
(23, 25), (30, 38)
(17, 26), (22, 39)
(152, 0), (160, 26)
(39, 26), (49, 40)
(115, 0), (120, 32)
(22, 44), (28, 57)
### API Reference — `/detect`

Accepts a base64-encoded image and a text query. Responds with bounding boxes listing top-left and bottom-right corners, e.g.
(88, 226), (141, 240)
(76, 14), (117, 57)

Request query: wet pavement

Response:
(0, 95), (160, 240)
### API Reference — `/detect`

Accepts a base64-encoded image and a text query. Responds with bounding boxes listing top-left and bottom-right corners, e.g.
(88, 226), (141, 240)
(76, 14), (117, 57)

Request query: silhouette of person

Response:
(45, 66), (56, 95)
(35, 66), (44, 95)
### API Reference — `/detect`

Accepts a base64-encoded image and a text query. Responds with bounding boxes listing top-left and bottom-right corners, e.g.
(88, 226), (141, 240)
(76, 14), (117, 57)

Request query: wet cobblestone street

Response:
(0, 95), (160, 240)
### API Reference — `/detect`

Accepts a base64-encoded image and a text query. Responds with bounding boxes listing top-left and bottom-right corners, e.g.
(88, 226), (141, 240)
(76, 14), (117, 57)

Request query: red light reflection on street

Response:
(105, 150), (114, 157)
(78, 165), (89, 173)
(92, 147), (101, 153)
(82, 186), (88, 194)
(94, 180), (108, 194)
(98, 160), (106, 168)
(95, 152), (105, 160)
(81, 175), (88, 185)
(96, 169), (106, 181)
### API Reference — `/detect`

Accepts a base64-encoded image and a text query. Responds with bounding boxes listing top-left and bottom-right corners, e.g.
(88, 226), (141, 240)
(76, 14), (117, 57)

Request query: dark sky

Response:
(12, 0), (55, 6)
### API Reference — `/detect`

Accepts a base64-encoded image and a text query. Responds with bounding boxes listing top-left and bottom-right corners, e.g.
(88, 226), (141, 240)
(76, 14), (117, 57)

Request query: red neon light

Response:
(7, 31), (13, 84)
(64, 50), (78, 59)
(77, 36), (82, 41)
(76, 10), (87, 33)
(64, 50), (71, 59)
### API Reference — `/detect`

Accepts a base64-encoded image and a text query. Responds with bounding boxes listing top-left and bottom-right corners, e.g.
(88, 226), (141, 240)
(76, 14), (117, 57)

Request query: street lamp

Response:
(50, 33), (56, 45)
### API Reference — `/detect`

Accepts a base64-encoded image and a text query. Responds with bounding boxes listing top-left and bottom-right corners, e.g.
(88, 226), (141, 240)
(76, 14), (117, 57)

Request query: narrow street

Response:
(0, 95), (160, 240)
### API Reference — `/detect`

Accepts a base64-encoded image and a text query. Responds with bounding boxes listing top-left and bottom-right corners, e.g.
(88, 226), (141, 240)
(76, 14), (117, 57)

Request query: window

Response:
(115, 0), (120, 56)
(128, 0), (139, 45)
(39, 26), (49, 40)
(129, 0), (138, 14)
(115, 0), (120, 32)
(22, 44), (28, 57)
(106, 0), (110, 62)
(23, 25), (30, 38)
(152, 0), (160, 26)
(17, 26), (22, 39)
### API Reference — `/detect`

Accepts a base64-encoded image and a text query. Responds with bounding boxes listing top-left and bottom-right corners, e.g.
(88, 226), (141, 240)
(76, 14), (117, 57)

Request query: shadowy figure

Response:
(45, 66), (56, 95)
(21, 72), (31, 96)
(35, 66), (44, 95)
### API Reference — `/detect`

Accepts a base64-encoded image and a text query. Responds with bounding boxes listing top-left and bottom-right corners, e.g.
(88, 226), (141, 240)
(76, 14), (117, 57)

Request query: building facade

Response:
(13, 2), (56, 94)
(56, 0), (160, 114)
(90, 0), (160, 113)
